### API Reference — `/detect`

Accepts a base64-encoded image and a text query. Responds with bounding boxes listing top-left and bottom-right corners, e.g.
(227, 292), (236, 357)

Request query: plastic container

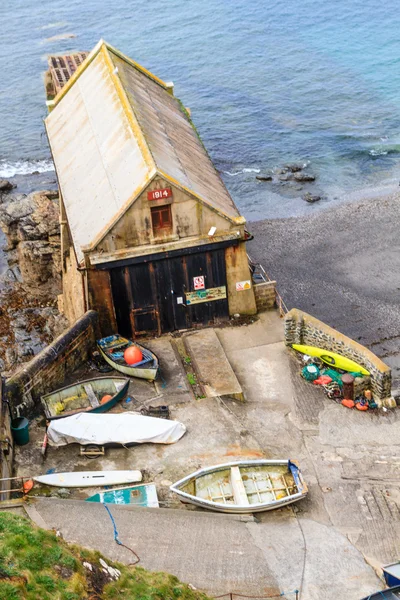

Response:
(11, 417), (30, 446)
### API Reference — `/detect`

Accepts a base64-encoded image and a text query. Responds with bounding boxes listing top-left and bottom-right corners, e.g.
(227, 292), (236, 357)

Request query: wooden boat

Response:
(360, 586), (400, 599)
(97, 335), (159, 380)
(85, 483), (159, 507)
(292, 344), (370, 375)
(170, 459), (308, 513)
(41, 377), (129, 420)
(34, 470), (142, 488)
(384, 563), (400, 588)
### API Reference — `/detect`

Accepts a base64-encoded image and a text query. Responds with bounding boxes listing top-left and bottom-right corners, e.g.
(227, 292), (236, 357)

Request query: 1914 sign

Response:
(147, 188), (172, 201)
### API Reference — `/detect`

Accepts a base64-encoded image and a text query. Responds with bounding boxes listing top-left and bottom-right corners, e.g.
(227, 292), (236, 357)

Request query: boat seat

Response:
(83, 384), (100, 408)
(230, 467), (249, 506)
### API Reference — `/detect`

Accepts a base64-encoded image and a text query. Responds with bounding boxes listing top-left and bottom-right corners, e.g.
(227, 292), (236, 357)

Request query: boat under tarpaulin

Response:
(47, 412), (186, 447)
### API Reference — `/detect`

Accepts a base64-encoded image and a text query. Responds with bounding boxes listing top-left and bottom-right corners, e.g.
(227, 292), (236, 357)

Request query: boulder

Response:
(256, 174), (272, 181)
(303, 192), (321, 203)
(284, 163), (303, 173)
(0, 179), (16, 192)
(294, 172), (316, 182)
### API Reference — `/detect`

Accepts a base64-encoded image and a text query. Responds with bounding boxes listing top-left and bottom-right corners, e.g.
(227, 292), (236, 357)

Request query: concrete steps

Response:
(183, 329), (244, 401)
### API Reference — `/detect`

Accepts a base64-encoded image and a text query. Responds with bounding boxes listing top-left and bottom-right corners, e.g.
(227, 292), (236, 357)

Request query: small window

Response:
(151, 205), (172, 234)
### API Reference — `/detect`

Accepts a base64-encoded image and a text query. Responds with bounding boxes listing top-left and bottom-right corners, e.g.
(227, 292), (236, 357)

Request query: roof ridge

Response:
(101, 45), (155, 172)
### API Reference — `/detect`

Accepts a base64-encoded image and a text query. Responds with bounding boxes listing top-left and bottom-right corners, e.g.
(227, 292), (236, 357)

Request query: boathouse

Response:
(45, 40), (257, 337)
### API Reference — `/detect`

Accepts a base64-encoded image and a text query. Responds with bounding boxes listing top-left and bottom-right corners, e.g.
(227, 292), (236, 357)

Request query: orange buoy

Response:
(124, 345), (143, 365)
(23, 479), (34, 495)
(356, 402), (368, 411)
(100, 394), (113, 405)
(341, 399), (355, 409)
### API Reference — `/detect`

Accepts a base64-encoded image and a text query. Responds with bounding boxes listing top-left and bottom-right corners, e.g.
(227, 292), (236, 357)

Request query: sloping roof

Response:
(45, 40), (241, 264)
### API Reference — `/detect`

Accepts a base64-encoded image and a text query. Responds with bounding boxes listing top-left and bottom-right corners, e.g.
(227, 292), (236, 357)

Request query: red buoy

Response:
(124, 345), (143, 365)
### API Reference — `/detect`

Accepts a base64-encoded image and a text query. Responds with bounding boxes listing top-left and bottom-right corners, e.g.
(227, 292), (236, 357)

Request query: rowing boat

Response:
(170, 459), (307, 513)
(41, 377), (129, 420)
(97, 335), (159, 380)
(34, 470), (142, 488)
(292, 344), (370, 375)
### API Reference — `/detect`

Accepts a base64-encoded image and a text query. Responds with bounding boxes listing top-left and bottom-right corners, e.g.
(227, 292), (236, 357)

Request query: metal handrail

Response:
(247, 254), (288, 316)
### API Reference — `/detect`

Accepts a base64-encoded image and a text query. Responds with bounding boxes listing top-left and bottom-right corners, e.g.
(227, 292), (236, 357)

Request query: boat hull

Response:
(85, 483), (159, 507)
(97, 335), (158, 381)
(170, 459), (307, 514)
(292, 344), (370, 375)
(360, 586), (400, 599)
(41, 377), (129, 420)
(34, 470), (142, 488)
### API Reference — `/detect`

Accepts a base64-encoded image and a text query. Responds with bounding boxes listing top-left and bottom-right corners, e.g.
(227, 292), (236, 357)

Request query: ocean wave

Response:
(0, 160), (55, 178)
(223, 168), (260, 176)
(369, 149), (388, 156)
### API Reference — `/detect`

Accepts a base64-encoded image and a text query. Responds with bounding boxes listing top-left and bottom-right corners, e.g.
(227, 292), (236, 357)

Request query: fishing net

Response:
(323, 369), (344, 387)
(301, 364), (320, 381)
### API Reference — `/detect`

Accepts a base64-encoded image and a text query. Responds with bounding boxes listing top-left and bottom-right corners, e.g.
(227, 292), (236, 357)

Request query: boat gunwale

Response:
(41, 376), (129, 420)
(170, 459), (308, 510)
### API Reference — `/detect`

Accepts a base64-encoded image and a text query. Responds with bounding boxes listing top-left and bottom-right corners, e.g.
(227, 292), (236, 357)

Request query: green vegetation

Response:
(0, 512), (211, 600)
(187, 373), (196, 386)
(184, 356), (191, 365)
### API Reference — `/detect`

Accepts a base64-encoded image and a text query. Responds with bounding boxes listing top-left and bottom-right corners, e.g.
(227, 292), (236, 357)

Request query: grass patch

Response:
(0, 512), (211, 600)
(187, 373), (196, 386)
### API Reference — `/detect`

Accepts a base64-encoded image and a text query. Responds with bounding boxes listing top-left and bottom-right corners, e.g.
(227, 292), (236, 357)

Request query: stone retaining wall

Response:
(6, 311), (99, 418)
(284, 308), (392, 403)
(254, 281), (276, 312)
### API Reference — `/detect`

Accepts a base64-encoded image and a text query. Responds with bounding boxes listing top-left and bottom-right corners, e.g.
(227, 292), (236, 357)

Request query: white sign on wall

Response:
(193, 276), (205, 290)
(236, 280), (251, 291)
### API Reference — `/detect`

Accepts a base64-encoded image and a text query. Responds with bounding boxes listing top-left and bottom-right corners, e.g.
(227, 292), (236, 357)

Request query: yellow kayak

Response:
(292, 344), (370, 376)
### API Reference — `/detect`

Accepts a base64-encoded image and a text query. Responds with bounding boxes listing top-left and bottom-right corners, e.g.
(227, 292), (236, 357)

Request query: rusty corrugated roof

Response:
(48, 52), (89, 94)
(45, 40), (242, 263)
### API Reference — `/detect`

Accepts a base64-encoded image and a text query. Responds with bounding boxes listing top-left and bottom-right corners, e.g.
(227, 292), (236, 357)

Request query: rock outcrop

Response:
(0, 190), (61, 296)
(0, 189), (68, 374)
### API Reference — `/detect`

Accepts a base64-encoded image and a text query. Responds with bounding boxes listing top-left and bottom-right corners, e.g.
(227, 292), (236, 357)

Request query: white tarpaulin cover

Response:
(47, 412), (186, 447)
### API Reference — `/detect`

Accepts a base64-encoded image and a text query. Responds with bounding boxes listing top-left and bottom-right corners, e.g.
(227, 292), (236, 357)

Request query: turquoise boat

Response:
(41, 377), (129, 420)
(97, 335), (159, 381)
(85, 483), (159, 507)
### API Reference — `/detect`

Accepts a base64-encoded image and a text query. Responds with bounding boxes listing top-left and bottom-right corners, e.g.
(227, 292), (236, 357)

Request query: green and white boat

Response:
(97, 335), (159, 381)
(41, 377), (129, 420)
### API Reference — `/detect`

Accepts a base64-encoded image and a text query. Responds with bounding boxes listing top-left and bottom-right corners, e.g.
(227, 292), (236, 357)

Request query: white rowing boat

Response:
(170, 459), (308, 513)
(34, 470), (142, 488)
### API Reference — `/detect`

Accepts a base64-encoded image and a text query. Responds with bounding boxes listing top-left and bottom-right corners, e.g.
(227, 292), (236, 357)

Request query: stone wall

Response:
(5, 311), (99, 418)
(254, 281), (277, 312)
(284, 308), (392, 403)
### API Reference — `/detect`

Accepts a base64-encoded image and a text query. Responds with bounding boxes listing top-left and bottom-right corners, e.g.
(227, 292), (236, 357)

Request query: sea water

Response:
(1, 0), (400, 219)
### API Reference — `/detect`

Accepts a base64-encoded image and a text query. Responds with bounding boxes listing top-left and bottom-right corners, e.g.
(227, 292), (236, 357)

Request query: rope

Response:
(103, 503), (140, 565)
(213, 592), (299, 599)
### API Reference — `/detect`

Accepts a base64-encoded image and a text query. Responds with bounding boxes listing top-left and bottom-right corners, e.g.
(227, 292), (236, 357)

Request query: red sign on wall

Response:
(193, 276), (205, 290)
(147, 188), (173, 201)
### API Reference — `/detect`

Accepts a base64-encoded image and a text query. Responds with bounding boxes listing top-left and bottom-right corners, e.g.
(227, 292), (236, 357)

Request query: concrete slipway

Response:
(12, 311), (400, 599)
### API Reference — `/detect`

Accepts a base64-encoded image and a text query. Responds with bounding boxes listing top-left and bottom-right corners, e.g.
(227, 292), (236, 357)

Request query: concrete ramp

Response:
(28, 497), (278, 597)
(184, 329), (244, 400)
